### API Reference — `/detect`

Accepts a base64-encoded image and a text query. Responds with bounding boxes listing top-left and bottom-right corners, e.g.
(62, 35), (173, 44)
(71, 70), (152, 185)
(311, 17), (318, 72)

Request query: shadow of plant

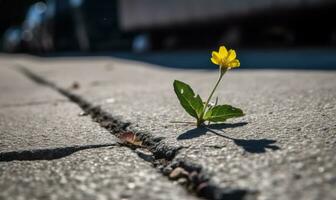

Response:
(177, 122), (280, 153)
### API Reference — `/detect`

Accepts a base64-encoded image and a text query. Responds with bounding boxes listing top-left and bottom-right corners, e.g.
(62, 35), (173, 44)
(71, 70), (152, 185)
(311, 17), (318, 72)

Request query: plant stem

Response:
(202, 68), (226, 117)
(196, 119), (202, 127)
(195, 67), (226, 127)
(203, 69), (226, 109)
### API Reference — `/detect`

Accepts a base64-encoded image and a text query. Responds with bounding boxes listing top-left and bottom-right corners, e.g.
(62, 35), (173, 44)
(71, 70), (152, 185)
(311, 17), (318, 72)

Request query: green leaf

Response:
(204, 104), (244, 122)
(173, 80), (204, 119)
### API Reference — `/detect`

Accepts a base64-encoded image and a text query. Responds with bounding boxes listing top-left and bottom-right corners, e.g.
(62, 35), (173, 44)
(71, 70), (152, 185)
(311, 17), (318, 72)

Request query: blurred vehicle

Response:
(2, 26), (22, 52)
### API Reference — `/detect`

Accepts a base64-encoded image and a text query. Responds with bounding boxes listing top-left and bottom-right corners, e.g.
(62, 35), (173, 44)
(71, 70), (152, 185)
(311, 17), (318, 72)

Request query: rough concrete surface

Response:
(0, 62), (197, 200)
(0, 102), (116, 152)
(0, 146), (197, 200)
(0, 65), (116, 151)
(0, 64), (66, 107)
(1, 54), (336, 200)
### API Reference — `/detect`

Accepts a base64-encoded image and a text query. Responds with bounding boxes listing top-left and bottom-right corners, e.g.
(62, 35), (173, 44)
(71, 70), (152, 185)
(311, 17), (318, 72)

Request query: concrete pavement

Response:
(0, 59), (197, 200)
(1, 54), (336, 200)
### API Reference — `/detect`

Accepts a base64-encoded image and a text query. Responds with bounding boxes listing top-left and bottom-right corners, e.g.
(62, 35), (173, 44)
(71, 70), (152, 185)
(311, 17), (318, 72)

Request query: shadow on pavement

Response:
(177, 122), (280, 153)
(0, 143), (116, 162)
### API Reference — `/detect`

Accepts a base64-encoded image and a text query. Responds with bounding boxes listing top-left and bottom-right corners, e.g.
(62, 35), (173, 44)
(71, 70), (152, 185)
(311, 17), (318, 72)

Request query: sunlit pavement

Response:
(1, 53), (336, 200)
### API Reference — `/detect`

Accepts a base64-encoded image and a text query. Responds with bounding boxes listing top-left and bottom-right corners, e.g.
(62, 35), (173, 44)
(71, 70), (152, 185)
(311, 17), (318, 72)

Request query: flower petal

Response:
(219, 46), (228, 58)
(227, 49), (237, 62)
(211, 51), (221, 65)
(228, 59), (240, 68)
(211, 57), (219, 65)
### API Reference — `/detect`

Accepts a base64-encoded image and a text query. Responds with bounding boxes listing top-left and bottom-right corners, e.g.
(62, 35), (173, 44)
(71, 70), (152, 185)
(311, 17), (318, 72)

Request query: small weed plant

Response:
(174, 45), (244, 127)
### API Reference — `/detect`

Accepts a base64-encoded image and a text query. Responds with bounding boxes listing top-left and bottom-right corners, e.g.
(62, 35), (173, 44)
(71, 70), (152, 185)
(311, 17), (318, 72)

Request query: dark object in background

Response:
(118, 0), (336, 50)
(21, 2), (50, 52)
(79, 0), (132, 51)
(45, 0), (132, 52)
(27, 0), (90, 52)
(2, 27), (22, 52)
(1, 0), (336, 53)
(1, 0), (132, 52)
(49, 0), (87, 51)
(2, 2), (49, 53)
(0, 0), (40, 39)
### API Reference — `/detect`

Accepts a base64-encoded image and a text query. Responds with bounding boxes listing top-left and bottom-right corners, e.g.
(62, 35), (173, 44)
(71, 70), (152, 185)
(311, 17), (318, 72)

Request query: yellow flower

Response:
(211, 46), (240, 69)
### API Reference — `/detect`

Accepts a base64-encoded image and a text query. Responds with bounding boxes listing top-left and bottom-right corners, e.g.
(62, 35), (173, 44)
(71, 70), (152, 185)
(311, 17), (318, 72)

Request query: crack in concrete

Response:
(18, 66), (257, 200)
(166, 159), (258, 200)
(18, 66), (178, 160)
(0, 144), (117, 162)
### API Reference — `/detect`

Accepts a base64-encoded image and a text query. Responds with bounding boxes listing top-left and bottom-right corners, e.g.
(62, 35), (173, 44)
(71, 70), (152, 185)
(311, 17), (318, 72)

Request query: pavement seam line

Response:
(17, 66), (257, 200)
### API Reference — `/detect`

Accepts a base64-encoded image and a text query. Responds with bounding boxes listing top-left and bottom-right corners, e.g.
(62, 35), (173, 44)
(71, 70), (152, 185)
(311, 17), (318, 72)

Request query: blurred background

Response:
(1, 0), (336, 69)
